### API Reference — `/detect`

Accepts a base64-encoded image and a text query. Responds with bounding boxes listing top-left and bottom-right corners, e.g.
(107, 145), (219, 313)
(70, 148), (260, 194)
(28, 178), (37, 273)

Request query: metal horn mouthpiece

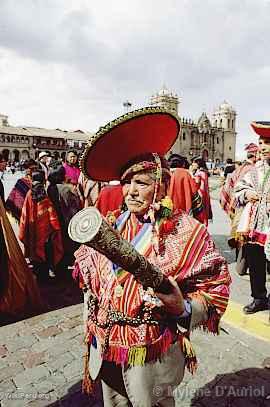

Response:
(68, 207), (171, 294)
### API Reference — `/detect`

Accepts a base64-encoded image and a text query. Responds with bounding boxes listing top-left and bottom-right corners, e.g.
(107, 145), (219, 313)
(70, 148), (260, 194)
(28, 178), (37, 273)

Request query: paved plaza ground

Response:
(0, 173), (270, 406)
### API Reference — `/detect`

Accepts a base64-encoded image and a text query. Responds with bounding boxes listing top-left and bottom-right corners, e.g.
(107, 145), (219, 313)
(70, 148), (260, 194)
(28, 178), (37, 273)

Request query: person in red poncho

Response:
(72, 108), (231, 406)
(190, 157), (213, 226)
(96, 181), (124, 216)
(19, 170), (64, 282)
(168, 154), (205, 223)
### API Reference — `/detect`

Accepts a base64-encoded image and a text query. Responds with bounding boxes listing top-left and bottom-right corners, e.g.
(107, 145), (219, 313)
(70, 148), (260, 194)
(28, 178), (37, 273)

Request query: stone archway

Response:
(2, 149), (10, 161)
(21, 150), (30, 160)
(13, 149), (20, 162)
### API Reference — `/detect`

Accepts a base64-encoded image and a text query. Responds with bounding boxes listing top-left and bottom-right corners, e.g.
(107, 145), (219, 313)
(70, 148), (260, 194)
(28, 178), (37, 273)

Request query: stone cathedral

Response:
(149, 86), (236, 164)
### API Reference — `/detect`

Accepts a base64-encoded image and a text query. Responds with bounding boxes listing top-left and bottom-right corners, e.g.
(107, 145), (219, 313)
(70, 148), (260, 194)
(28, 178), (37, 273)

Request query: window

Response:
(217, 137), (219, 144)
(183, 132), (186, 141)
(229, 146), (231, 151)
(220, 119), (223, 127)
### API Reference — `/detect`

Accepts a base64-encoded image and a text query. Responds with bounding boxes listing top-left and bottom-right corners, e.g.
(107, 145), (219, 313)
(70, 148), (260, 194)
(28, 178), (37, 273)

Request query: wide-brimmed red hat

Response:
(250, 121), (270, 138)
(80, 107), (180, 181)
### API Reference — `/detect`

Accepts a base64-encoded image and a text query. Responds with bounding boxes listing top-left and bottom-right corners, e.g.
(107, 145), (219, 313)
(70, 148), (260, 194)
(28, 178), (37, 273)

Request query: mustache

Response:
(126, 198), (144, 204)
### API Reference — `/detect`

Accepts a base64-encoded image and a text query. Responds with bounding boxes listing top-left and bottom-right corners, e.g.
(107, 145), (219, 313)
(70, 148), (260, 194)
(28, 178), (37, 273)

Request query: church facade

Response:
(149, 87), (236, 164)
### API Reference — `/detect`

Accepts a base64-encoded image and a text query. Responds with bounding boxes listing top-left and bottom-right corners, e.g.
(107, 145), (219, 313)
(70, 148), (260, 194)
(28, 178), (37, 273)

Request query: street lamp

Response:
(123, 100), (132, 113)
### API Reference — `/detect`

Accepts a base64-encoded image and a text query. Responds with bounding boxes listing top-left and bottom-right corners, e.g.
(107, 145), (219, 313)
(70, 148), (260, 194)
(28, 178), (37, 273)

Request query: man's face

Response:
(40, 155), (48, 164)
(123, 172), (156, 216)
(67, 152), (77, 165)
(0, 159), (7, 172)
(259, 137), (270, 160)
(191, 162), (199, 171)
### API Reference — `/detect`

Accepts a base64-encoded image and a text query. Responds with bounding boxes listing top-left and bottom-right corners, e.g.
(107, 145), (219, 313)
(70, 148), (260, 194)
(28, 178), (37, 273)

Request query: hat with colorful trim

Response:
(244, 143), (259, 153)
(80, 107), (180, 181)
(250, 121), (270, 138)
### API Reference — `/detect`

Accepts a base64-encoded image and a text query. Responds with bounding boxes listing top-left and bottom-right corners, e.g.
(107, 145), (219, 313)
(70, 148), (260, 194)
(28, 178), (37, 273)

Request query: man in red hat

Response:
(234, 123), (270, 313)
(73, 107), (231, 406)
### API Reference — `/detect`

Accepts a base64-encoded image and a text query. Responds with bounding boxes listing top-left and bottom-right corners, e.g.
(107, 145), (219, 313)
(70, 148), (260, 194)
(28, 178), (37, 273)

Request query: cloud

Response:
(0, 0), (269, 153)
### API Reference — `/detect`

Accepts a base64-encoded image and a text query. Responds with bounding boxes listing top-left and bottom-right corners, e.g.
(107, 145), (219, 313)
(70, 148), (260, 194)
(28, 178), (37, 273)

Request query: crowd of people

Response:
(0, 106), (269, 405)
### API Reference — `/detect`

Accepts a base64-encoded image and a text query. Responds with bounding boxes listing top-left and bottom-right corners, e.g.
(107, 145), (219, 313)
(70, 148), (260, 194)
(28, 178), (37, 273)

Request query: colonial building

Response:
(149, 86), (236, 164)
(0, 114), (92, 162)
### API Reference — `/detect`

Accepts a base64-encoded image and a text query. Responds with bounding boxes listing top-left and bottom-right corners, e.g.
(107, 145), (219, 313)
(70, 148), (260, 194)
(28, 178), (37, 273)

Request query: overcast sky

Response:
(0, 0), (270, 157)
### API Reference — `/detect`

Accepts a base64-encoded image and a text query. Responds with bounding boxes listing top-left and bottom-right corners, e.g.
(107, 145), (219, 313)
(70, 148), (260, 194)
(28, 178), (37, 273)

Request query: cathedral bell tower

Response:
(149, 85), (180, 115)
(212, 101), (236, 160)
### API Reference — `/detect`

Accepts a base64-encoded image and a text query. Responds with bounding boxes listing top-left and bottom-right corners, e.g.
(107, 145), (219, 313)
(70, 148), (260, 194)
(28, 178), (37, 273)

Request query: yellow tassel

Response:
(181, 335), (198, 374)
(128, 346), (147, 366)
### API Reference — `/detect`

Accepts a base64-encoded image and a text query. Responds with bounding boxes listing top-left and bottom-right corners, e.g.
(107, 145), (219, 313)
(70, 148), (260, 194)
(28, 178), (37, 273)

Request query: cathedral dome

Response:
(157, 85), (177, 98)
(218, 100), (235, 113)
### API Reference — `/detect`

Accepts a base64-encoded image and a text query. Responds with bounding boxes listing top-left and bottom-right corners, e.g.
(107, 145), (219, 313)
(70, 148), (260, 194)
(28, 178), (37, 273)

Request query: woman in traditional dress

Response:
(189, 157), (213, 226)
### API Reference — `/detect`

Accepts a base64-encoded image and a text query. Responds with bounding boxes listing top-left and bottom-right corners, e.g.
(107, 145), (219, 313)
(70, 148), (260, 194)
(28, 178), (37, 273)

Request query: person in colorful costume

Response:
(19, 170), (64, 282)
(5, 159), (38, 221)
(234, 122), (270, 314)
(220, 143), (258, 275)
(189, 157), (212, 226)
(168, 153), (205, 223)
(63, 150), (81, 185)
(73, 108), (231, 406)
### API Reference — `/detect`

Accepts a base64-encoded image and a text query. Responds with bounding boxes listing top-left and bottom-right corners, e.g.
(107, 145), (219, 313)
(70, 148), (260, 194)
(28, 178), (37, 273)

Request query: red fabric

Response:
(96, 185), (123, 216)
(169, 168), (197, 213)
(194, 170), (212, 226)
(82, 110), (180, 181)
(251, 121), (270, 138)
(74, 210), (231, 368)
(19, 191), (64, 266)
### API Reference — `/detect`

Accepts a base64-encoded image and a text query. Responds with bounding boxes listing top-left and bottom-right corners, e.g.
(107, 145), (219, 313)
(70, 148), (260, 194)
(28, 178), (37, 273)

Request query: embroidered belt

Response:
(87, 292), (161, 354)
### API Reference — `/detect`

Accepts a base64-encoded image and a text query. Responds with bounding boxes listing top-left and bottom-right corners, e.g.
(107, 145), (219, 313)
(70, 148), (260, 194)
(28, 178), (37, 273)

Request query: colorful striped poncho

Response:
(234, 160), (270, 253)
(220, 162), (253, 217)
(74, 209), (231, 378)
(19, 190), (64, 266)
(5, 177), (31, 221)
(193, 169), (212, 226)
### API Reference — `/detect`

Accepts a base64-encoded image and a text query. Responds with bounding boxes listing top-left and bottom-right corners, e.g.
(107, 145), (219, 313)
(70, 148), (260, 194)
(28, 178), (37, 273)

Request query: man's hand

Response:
(155, 276), (185, 315)
(245, 191), (259, 202)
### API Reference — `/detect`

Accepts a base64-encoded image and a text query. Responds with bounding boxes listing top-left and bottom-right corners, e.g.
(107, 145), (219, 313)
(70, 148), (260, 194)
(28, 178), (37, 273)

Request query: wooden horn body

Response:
(68, 207), (171, 293)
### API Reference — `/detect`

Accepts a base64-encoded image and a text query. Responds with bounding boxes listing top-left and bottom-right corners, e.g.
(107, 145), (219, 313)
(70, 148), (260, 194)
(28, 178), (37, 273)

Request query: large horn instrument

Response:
(68, 207), (171, 294)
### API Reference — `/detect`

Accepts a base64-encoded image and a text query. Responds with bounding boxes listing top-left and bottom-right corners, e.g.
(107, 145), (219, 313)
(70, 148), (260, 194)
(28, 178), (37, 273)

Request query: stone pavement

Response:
(0, 304), (101, 407)
(0, 301), (270, 406)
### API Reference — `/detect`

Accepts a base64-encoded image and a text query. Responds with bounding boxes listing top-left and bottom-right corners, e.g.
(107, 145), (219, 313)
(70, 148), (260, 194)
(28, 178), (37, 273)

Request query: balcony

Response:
(33, 142), (67, 150)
